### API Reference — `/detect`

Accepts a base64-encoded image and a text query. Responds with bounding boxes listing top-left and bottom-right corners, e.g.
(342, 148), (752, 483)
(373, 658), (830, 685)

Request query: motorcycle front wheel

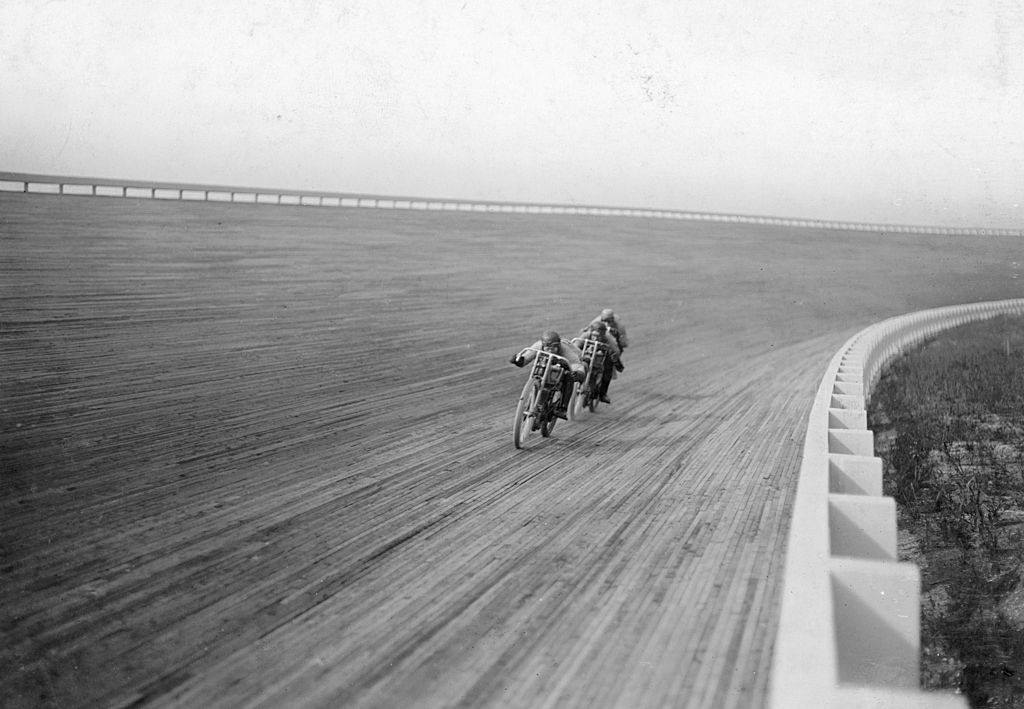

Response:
(513, 378), (539, 449)
(541, 397), (557, 437)
(588, 374), (602, 413)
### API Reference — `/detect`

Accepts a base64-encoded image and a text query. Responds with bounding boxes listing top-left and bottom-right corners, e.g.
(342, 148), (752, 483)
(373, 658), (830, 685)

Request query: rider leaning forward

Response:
(574, 319), (624, 404)
(510, 330), (585, 419)
(596, 308), (628, 351)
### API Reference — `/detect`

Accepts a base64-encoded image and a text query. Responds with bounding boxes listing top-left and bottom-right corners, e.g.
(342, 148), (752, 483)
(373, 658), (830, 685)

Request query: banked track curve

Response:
(1, 193), (1021, 707)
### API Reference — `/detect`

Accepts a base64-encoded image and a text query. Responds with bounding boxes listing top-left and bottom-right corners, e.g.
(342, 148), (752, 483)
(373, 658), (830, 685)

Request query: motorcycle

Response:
(569, 336), (607, 419)
(512, 347), (571, 449)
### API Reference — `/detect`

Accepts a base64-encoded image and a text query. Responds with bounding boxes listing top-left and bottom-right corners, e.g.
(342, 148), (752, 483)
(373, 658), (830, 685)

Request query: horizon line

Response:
(2, 170), (1020, 237)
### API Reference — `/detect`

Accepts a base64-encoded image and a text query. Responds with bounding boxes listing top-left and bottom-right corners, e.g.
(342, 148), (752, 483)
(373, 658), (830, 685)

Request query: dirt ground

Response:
(870, 318), (1024, 707)
(2, 193), (1022, 707)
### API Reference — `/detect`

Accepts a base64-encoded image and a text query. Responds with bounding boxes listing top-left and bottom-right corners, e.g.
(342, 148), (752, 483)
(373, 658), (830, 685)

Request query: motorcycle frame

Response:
(517, 347), (570, 421)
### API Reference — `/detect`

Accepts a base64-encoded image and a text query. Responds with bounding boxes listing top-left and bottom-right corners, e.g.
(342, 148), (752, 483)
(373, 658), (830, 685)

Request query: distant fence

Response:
(2, 171), (1020, 236)
(770, 299), (1024, 709)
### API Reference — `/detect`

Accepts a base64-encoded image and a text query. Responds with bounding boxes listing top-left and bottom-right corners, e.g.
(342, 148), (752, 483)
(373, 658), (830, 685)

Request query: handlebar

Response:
(573, 337), (606, 355)
(518, 347), (571, 366)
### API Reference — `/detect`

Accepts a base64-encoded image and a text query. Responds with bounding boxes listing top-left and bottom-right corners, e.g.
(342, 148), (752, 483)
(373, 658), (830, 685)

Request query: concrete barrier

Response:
(2, 171), (1021, 236)
(770, 298), (1024, 708)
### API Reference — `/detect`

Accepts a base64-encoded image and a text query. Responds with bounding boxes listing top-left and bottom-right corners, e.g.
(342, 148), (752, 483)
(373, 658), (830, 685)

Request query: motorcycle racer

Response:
(510, 330), (585, 419)
(574, 320), (624, 404)
(595, 308), (629, 351)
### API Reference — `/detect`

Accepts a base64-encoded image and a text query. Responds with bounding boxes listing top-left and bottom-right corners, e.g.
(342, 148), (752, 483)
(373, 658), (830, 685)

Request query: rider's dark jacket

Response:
(593, 315), (628, 350)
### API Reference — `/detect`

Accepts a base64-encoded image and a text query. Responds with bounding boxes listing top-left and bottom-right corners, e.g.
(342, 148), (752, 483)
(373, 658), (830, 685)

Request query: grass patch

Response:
(869, 315), (1024, 706)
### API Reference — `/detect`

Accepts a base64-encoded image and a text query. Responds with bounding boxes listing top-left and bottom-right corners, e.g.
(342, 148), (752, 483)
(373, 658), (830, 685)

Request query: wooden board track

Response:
(2, 193), (1021, 708)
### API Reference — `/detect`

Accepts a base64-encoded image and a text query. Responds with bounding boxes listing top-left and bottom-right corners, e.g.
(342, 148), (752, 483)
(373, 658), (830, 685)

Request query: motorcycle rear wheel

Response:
(568, 383), (584, 421)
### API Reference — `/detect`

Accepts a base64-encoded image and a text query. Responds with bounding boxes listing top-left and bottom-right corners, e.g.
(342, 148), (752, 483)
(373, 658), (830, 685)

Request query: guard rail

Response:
(770, 298), (1024, 708)
(2, 171), (1020, 236)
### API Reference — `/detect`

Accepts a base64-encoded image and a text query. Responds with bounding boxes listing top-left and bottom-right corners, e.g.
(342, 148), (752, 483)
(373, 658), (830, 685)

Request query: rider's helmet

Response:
(541, 330), (561, 351)
(589, 320), (607, 336)
(599, 308), (615, 323)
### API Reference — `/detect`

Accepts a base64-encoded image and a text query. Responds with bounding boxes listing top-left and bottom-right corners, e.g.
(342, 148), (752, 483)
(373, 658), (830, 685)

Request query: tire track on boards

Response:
(157, 334), (834, 709)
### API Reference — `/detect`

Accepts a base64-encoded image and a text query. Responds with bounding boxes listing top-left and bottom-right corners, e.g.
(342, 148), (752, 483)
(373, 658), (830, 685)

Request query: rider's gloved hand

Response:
(614, 360), (625, 372)
(510, 354), (524, 367)
(572, 369), (585, 383)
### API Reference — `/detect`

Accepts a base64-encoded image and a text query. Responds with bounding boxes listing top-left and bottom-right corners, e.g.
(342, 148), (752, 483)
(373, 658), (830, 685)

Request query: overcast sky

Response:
(2, 1), (1022, 228)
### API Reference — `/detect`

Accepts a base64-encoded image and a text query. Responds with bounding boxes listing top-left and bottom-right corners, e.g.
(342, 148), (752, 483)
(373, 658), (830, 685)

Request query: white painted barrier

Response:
(770, 298), (1024, 708)
(2, 171), (1021, 236)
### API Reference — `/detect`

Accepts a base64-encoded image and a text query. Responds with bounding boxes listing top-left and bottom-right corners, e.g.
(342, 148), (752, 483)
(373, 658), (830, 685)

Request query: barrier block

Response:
(831, 394), (865, 410)
(828, 408), (867, 429)
(27, 182), (60, 194)
(835, 372), (862, 382)
(833, 381), (865, 397)
(829, 495), (896, 560)
(830, 558), (919, 687)
(828, 429), (874, 456)
(829, 455), (883, 496)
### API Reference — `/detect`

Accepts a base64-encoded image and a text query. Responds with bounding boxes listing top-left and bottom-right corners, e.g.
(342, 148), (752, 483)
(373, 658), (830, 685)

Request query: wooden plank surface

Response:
(2, 193), (1021, 708)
